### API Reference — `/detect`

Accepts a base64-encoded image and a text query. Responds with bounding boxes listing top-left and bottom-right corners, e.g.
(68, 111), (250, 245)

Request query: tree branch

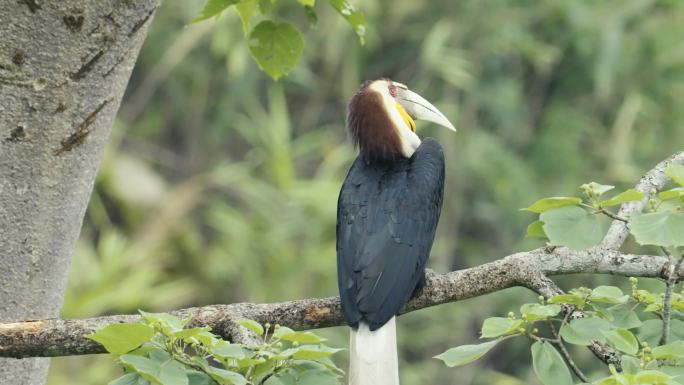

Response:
(0, 248), (674, 359)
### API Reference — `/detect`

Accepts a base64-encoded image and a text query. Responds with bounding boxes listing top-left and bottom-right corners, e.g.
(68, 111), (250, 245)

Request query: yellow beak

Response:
(395, 101), (416, 132)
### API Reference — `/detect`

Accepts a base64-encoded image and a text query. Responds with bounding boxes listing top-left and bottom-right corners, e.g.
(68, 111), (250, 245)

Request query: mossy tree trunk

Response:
(0, 1), (160, 383)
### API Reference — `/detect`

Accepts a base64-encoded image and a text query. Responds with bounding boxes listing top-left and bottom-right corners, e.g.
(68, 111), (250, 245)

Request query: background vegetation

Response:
(47, 0), (684, 384)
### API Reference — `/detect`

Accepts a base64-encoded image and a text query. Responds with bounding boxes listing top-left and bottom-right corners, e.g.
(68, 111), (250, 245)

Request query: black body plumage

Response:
(336, 138), (445, 331)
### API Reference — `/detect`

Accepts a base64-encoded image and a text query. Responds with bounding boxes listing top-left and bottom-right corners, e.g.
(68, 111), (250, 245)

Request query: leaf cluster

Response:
(522, 165), (684, 250)
(88, 312), (344, 385)
(192, 0), (367, 80)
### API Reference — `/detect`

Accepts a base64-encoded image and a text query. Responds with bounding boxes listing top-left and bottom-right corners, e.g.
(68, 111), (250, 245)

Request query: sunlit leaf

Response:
(666, 165), (684, 187)
(480, 317), (524, 338)
(434, 339), (499, 367)
(659, 188), (684, 201)
(602, 328), (638, 355)
(634, 370), (673, 384)
(238, 319), (264, 336)
(297, 0), (316, 5)
(652, 341), (684, 359)
(235, 0), (259, 34)
(559, 317), (610, 345)
(328, 0), (367, 44)
(520, 303), (561, 321)
(601, 189), (644, 207)
(548, 293), (586, 307)
(584, 182), (615, 196)
(525, 220), (547, 238)
(530, 341), (573, 385)
(540, 206), (604, 250)
(629, 210), (684, 247)
(120, 355), (162, 384)
(87, 323), (155, 355)
(248, 20), (304, 80)
(192, 0), (240, 23)
(520, 197), (582, 213)
(590, 286), (629, 304)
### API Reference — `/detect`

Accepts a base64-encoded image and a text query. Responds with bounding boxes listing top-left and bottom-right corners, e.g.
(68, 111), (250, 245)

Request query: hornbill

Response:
(337, 79), (455, 385)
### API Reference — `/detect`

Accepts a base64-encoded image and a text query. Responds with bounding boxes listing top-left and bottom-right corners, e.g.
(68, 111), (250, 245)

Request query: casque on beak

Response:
(396, 88), (456, 132)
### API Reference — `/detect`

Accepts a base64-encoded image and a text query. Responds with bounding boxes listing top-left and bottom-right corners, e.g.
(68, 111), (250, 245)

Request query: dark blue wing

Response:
(336, 138), (445, 330)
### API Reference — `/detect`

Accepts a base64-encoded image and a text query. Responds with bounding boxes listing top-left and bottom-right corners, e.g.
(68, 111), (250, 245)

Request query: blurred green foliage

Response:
(47, 0), (684, 384)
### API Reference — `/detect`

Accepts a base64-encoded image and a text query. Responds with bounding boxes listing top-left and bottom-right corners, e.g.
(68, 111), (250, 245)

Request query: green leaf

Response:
(666, 165), (684, 187)
(584, 182), (616, 196)
(205, 367), (248, 385)
(540, 206), (604, 250)
(434, 339), (499, 367)
(248, 20), (304, 80)
(139, 311), (186, 332)
(327, 0), (367, 44)
(652, 341), (684, 359)
(602, 328), (638, 355)
(235, 0), (258, 34)
(548, 293), (586, 307)
(159, 360), (188, 385)
(213, 342), (247, 359)
(520, 303), (561, 321)
(297, 0), (316, 5)
(659, 188), (684, 201)
(192, 0), (240, 23)
(601, 189), (644, 207)
(639, 319), (684, 347)
(187, 371), (214, 385)
(630, 211), (684, 247)
(530, 341), (573, 385)
(559, 317), (610, 345)
(520, 197), (583, 213)
(275, 328), (326, 344)
(109, 374), (141, 385)
(120, 355), (162, 383)
(258, 0), (276, 12)
(634, 370), (673, 384)
(237, 319), (264, 336)
(590, 286), (629, 304)
(607, 305), (642, 329)
(480, 317), (524, 338)
(620, 355), (641, 374)
(525, 220), (547, 238)
(297, 368), (339, 385)
(87, 323), (155, 355)
(291, 345), (344, 360)
(174, 327), (212, 340)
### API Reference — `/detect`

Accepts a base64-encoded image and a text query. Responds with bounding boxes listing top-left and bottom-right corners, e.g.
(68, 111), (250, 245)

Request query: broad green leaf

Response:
(607, 305), (642, 329)
(238, 319), (264, 336)
(174, 327), (212, 340)
(520, 303), (561, 321)
(521, 197), (583, 213)
(620, 355), (641, 374)
(275, 328), (326, 344)
(87, 323), (154, 355)
(139, 311), (186, 332)
(630, 211), (684, 247)
(584, 182), (615, 196)
(530, 341), (573, 385)
(634, 370), (673, 384)
(187, 371), (214, 385)
(525, 220), (547, 238)
(291, 345), (344, 360)
(666, 165), (684, 187)
(148, 349), (172, 363)
(120, 355), (162, 383)
(601, 189), (644, 207)
(297, 368), (339, 385)
(159, 360), (188, 385)
(109, 374), (141, 385)
(235, 0), (258, 34)
(652, 341), (684, 359)
(590, 286), (629, 304)
(213, 342), (247, 359)
(192, 0), (240, 23)
(480, 317), (524, 338)
(559, 317), (610, 345)
(548, 293), (586, 307)
(205, 366), (248, 385)
(434, 339), (499, 367)
(328, 0), (367, 44)
(248, 21), (304, 80)
(660, 188), (684, 201)
(540, 206), (604, 250)
(602, 328), (638, 355)
(297, 0), (316, 5)
(258, 0), (276, 12)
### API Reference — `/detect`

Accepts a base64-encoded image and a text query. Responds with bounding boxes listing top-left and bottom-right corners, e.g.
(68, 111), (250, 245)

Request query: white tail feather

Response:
(348, 317), (399, 385)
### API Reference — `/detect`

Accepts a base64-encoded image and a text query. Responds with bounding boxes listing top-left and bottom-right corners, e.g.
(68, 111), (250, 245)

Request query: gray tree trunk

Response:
(0, 1), (160, 384)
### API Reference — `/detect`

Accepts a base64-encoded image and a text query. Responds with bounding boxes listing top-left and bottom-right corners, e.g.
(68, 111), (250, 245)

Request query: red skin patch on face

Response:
(388, 83), (397, 97)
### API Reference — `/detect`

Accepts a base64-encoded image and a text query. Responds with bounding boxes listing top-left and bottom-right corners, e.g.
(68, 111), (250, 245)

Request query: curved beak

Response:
(397, 89), (456, 132)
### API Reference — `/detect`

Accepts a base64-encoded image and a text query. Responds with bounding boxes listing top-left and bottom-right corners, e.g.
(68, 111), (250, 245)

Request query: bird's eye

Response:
(388, 83), (397, 97)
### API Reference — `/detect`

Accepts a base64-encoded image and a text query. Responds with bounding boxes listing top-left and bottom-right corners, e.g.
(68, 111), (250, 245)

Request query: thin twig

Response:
(660, 249), (684, 345)
(548, 320), (590, 382)
(599, 208), (629, 223)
